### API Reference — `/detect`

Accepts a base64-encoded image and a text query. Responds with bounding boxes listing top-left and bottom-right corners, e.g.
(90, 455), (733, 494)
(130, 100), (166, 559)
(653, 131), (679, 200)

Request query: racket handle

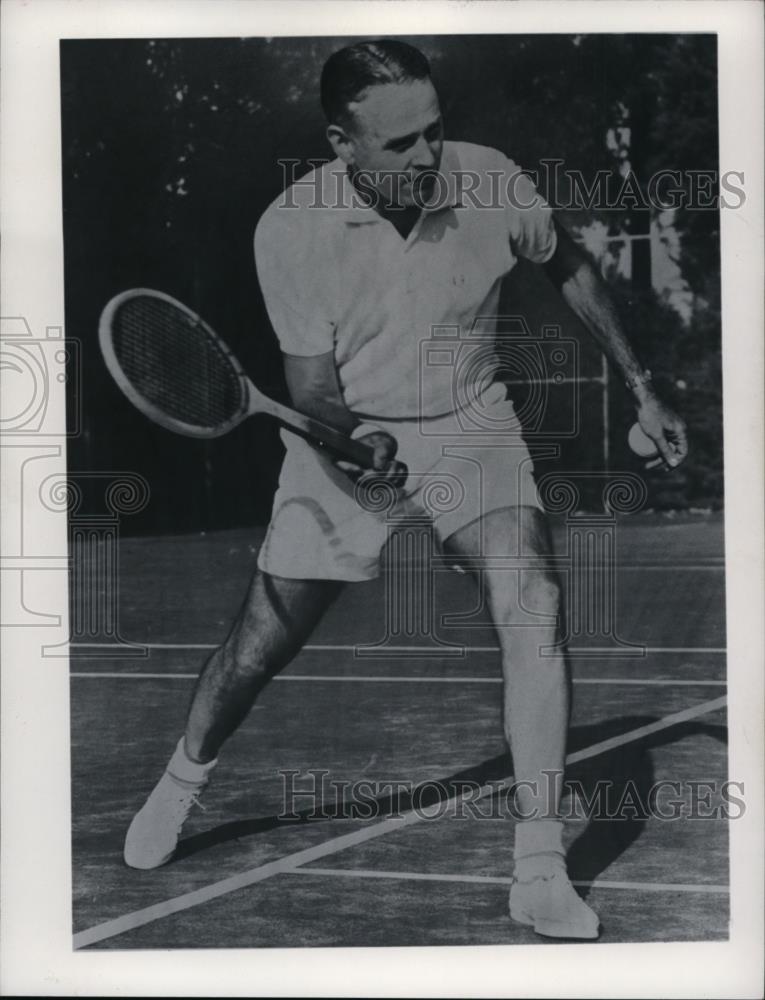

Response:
(298, 419), (377, 467)
(259, 397), (376, 467)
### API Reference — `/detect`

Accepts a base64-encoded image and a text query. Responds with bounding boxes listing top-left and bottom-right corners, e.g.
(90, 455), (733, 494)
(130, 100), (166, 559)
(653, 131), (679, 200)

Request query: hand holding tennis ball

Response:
(630, 398), (689, 470)
(628, 422), (659, 458)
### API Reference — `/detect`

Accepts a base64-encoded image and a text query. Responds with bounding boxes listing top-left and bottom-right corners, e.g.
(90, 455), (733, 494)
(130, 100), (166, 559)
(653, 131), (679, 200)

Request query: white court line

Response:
(411, 562), (726, 572)
(72, 694), (726, 949)
(292, 866), (729, 895)
(69, 642), (727, 654)
(70, 672), (726, 687)
(429, 564), (725, 569)
(615, 565), (724, 571)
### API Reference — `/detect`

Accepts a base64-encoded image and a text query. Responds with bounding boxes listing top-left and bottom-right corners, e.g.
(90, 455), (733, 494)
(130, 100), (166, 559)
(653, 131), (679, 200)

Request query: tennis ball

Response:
(628, 422), (659, 459)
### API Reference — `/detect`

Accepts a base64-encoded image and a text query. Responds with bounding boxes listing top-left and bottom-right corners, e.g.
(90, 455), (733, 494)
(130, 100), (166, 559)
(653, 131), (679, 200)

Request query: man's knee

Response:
(486, 565), (560, 625)
(476, 506), (560, 622)
(217, 570), (341, 682)
(516, 507), (559, 615)
(519, 568), (561, 617)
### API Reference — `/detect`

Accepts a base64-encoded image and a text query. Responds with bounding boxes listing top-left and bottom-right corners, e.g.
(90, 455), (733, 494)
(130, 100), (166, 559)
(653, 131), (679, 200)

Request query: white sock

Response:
(166, 736), (217, 784)
(513, 819), (566, 881)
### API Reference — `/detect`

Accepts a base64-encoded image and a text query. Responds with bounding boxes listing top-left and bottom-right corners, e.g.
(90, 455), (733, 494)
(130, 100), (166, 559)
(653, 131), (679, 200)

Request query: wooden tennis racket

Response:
(98, 288), (375, 467)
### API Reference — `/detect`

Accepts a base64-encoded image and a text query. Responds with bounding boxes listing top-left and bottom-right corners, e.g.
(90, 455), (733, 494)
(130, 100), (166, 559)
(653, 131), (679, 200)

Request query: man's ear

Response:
(326, 123), (355, 165)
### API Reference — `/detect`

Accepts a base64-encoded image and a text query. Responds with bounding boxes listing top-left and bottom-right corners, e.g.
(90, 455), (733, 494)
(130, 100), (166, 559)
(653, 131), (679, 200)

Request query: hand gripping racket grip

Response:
(248, 384), (376, 468)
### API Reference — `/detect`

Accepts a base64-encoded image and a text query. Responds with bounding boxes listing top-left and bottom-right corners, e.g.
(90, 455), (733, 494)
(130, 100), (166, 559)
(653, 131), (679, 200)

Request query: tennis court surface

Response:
(70, 511), (728, 949)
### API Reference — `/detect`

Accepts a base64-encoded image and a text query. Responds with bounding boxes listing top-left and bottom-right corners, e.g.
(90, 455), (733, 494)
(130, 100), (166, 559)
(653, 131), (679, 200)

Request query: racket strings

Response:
(112, 297), (246, 430)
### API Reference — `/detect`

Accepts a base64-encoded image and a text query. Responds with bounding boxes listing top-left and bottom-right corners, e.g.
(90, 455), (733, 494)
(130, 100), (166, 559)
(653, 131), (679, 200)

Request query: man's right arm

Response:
(255, 212), (404, 482)
(283, 351), (406, 484)
(283, 351), (358, 435)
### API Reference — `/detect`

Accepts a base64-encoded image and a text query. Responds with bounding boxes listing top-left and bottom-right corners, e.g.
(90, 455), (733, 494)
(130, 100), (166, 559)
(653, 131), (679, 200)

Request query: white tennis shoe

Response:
(124, 738), (216, 870)
(509, 867), (600, 940)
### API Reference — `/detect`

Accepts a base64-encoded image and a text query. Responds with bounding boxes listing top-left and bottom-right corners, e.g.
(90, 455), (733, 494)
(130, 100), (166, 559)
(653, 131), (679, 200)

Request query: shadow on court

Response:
(174, 714), (727, 891)
(564, 717), (727, 889)
(70, 512), (729, 946)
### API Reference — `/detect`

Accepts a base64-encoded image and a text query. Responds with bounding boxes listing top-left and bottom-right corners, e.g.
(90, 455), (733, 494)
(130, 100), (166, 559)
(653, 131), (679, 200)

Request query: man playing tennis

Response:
(124, 40), (687, 939)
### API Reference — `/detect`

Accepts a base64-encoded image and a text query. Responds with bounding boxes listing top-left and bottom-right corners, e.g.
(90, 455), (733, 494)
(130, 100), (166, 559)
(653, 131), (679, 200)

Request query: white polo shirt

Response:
(254, 141), (557, 419)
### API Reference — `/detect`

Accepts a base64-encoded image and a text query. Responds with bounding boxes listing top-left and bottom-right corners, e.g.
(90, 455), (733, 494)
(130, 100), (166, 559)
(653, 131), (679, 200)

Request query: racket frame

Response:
(99, 288), (251, 439)
(99, 288), (376, 467)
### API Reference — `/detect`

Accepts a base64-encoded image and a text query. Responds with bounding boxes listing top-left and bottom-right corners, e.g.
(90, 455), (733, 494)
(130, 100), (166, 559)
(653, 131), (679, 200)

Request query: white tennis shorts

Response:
(257, 383), (541, 581)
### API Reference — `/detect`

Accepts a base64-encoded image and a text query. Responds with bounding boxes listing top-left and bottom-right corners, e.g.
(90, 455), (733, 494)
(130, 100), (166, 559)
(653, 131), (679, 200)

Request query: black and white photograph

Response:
(1, 1), (763, 996)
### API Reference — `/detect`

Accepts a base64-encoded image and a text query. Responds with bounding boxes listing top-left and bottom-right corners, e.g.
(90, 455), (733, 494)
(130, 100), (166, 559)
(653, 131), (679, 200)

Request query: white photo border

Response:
(1, 1), (762, 996)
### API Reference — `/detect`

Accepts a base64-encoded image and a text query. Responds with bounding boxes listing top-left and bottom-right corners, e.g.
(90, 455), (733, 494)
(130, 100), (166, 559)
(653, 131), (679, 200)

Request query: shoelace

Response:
(512, 870), (567, 887)
(512, 851), (567, 885)
(165, 771), (209, 816)
(189, 791), (206, 813)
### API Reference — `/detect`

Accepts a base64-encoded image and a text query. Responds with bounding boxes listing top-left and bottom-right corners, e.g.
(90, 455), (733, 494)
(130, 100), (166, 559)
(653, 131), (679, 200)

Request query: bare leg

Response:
(185, 569), (343, 763)
(443, 505), (598, 938)
(124, 567), (342, 869)
(443, 505), (567, 818)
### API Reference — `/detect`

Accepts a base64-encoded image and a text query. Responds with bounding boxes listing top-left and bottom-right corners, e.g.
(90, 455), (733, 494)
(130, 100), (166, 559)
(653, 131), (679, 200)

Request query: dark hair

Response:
(320, 39), (431, 127)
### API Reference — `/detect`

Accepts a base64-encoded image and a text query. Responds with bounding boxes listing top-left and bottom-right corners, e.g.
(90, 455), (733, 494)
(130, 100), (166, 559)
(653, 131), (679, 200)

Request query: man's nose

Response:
(411, 135), (437, 169)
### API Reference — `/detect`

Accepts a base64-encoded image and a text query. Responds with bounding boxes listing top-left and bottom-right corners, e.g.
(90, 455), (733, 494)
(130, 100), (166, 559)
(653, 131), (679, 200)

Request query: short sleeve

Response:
(501, 157), (557, 264)
(254, 205), (335, 357)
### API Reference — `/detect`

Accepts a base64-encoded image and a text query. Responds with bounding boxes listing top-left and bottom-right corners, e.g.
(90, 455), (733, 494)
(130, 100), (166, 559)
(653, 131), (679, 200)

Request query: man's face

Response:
(333, 78), (444, 208)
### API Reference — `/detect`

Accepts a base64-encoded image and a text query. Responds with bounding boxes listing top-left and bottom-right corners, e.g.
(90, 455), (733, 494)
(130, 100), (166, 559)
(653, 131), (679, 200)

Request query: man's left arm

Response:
(543, 218), (688, 468)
